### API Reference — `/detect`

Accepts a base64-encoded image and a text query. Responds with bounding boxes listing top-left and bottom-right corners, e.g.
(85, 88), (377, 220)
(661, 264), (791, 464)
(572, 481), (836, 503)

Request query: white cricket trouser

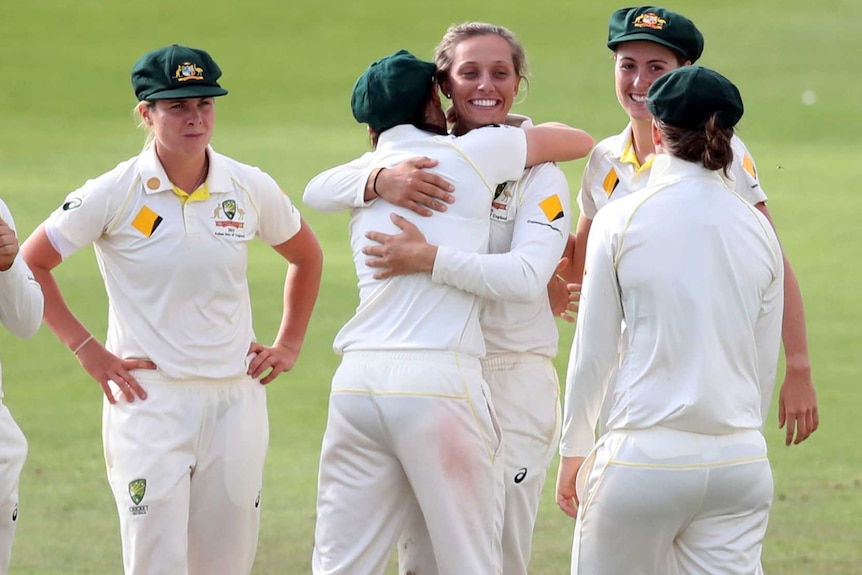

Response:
(572, 427), (773, 575)
(398, 352), (560, 575)
(103, 371), (268, 575)
(312, 351), (505, 575)
(0, 404), (27, 575)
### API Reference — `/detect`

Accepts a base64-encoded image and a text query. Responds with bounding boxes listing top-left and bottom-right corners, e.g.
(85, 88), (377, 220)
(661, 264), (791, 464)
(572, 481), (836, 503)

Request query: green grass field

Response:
(1, 0), (860, 573)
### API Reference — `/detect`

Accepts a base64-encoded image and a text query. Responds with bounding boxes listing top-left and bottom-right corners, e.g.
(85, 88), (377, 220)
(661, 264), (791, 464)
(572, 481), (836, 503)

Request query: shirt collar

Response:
(377, 124), (448, 147)
(646, 154), (731, 189)
(139, 145), (231, 195)
(614, 123), (655, 173)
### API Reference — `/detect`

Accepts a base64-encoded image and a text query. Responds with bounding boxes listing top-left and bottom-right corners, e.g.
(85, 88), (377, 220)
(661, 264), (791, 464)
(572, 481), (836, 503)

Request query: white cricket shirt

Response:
(577, 123), (768, 220)
(0, 200), (44, 400)
(433, 162), (571, 358)
(307, 124), (528, 355)
(560, 155), (784, 458)
(45, 146), (303, 380)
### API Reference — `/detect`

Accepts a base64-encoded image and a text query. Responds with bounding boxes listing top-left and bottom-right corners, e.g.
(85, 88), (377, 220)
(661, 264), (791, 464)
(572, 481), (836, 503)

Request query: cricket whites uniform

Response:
(0, 201), (43, 575)
(306, 124), (528, 575)
(43, 145), (302, 575)
(578, 124), (772, 432)
(562, 155), (784, 574)
(397, 162), (572, 575)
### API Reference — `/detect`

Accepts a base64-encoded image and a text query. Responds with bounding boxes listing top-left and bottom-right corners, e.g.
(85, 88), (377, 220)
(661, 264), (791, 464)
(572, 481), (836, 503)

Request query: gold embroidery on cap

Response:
(634, 12), (666, 30)
(175, 62), (204, 82)
(146, 177), (161, 190)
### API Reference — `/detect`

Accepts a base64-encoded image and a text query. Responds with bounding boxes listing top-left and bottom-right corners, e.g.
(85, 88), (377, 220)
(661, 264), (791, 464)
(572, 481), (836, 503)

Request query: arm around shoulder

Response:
(524, 122), (594, 167)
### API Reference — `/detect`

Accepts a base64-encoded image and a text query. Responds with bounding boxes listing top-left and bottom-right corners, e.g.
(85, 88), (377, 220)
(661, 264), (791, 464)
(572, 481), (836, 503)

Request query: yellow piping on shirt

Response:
(233, 177), (261, 221)
(432, 136), (495, 197)
(105, 174), (145, 236)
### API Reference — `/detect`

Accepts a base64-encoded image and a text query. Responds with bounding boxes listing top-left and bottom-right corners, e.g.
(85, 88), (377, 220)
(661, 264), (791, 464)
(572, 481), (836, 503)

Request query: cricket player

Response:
(308, 49), (589, 575)
(564, 5), (817, 443)
(557, 65), (784, 575)
(0, 199), (43, 575)
(21, 44), (322, 575)
(305, 24), (594, 575)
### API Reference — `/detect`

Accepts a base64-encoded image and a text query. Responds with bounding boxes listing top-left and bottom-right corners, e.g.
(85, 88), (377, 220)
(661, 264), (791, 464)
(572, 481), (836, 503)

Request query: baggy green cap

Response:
(132, 44), (228, 101)
(647, 65), (744, 130)
(607, 6), (704, 63)
(351, 49), (436, 133)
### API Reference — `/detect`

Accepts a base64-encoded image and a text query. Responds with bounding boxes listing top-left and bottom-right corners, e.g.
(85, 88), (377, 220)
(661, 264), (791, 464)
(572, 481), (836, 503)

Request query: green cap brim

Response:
(607, 33), (688, 60)
(143, 85), (228, 101)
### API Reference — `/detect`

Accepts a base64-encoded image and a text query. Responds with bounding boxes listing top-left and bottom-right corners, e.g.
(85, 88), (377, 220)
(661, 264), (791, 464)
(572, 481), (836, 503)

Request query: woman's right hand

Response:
(75, 338), (156, 403)
(374, 158), (455, 217)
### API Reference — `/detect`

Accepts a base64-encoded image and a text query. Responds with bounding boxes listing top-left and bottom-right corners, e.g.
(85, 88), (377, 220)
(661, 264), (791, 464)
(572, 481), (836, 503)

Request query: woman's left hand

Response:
(548, 259), (581, 323)
(363, 213), (436, 279)
(247, 341), (299, 384)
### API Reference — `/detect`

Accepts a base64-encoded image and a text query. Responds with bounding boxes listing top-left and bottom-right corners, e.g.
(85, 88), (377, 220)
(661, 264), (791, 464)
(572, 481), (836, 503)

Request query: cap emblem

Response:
(175, 62), (204, 82)
(633, 12), (666, 30)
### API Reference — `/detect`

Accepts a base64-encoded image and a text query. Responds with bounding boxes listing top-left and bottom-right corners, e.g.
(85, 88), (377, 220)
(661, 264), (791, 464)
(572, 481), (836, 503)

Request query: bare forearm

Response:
(781, 255), (811, 378)
(31, 266), (91, 351)
(272, 257), (323, 354)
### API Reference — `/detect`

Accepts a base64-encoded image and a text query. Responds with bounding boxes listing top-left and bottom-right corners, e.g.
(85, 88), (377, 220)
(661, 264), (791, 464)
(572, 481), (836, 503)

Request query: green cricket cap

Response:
(647, 65), (744, 130)
(351, 49), (436, 133)
(132, 44), (228, 101)
(607, 6), (704, 63)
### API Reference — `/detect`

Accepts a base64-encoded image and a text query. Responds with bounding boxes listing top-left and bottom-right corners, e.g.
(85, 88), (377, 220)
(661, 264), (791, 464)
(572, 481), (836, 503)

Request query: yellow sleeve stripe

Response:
(539, 194), (564, 222)
(742, 153), (757, 179)
(602, 169), (620, 197)
(131, 205), (163, 237)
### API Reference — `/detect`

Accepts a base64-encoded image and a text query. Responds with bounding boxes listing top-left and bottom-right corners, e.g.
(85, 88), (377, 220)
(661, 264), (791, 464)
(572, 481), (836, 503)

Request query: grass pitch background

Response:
(0, 0), (859, 573)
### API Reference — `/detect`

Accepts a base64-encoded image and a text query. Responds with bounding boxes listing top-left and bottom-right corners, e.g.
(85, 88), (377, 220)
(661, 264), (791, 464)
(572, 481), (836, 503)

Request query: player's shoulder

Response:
(516, 162), (566, 196)
(76, 155), (140, 198)
(454, 123), (522, 147)
(209, 148), (280, 192)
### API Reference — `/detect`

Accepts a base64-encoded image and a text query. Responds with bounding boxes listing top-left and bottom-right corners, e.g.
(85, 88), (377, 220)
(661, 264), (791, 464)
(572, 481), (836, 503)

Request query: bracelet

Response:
(372, 168), (386, 197)
(72, 334), (95, 356)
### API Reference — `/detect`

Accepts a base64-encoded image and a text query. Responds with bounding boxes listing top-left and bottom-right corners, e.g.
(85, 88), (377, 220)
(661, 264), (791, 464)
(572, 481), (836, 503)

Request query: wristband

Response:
(372, 168), (386, 196)
(73, 334), (95, 355)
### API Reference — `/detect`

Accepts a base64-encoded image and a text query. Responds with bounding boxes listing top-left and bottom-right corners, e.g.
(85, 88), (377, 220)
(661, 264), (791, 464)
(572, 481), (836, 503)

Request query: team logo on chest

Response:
(212, 199), (247, 237)
(491, 182), (515, 222)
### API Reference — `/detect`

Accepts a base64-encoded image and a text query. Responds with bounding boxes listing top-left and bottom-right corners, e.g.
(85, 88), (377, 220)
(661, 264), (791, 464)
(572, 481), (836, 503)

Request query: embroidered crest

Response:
(222, 199), (237, 220)
(633, 12), (666, 30)
(175, 62), (204, 82)
(491, 182), (515, 222)
(129, 479), (147, 505)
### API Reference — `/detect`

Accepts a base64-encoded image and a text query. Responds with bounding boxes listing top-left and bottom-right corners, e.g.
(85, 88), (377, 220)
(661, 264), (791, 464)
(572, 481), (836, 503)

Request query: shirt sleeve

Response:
(44, 172), (124, 257)
(253, 170), (303, 246)
(302, 153), (376, 213)
(431, 163), (570, 302)
(576, 147), (602, 220)
(455, 125), (528, 185)
(754, 227), (785, 427)
(728, 136), (768, 205)
(559, 209), (624, 457)
(0, 200), (44, 339)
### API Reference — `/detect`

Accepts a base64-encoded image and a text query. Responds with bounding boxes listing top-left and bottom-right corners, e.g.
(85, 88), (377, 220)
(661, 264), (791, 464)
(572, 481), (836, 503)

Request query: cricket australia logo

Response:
(222, 199), (237, 220)
(212, 199), (247, 237)
(128, 478), (149, 515)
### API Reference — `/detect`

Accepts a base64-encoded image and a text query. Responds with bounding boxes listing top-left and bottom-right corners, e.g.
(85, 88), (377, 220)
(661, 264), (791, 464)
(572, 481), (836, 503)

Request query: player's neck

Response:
(156, 147), (209, 192)
(630, 118), (657, 166)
